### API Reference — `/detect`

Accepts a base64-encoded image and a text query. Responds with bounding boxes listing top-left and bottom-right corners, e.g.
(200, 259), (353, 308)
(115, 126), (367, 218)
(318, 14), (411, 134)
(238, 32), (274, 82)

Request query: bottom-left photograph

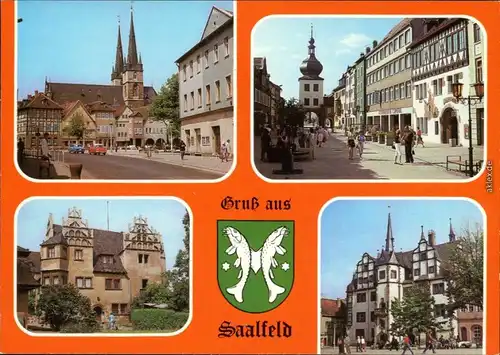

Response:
(15, 197), (192, 335)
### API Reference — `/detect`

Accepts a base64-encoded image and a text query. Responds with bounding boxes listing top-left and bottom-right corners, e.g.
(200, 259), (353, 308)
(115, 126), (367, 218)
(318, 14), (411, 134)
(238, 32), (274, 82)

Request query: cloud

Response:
(335, 48), (352, 56)
(339, 33), (371, 48)
(253, 45), (289, 56)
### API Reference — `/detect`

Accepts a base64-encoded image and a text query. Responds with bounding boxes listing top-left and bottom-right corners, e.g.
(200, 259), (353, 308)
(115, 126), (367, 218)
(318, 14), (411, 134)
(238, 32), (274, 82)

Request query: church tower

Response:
(122, 5), (144, 108)
(111, 18), (125, 86)
(298, 25), (324, 126)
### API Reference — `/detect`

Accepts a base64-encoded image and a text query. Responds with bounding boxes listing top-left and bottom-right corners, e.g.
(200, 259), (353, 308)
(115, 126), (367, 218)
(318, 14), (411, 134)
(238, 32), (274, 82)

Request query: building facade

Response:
(269, 81), (283, 127)
(332, 75), (346, 128)
(177, 6), (234, 155)
(298, 26), (324, 128)
(345, 213), (474, 344)
(17, 7), (161, 149)
(253, 57), (272, 134)
(410, 18), (476, 146)
(365, 19), (423, 132)
(344, 66), (356, 129)
(354, 54), (366, 130)
(466, 21), (485, 146)
(27, 207), (166, 323)
(320, 298), (346, 347)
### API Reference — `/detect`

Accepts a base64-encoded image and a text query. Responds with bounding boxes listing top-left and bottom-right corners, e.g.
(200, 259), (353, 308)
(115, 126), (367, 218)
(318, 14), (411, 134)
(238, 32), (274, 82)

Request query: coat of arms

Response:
(217, 220), (295, 313)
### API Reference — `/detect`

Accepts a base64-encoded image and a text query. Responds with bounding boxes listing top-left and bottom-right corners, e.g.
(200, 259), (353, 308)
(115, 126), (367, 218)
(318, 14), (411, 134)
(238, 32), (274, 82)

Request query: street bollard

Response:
(69, 163), (83, 179)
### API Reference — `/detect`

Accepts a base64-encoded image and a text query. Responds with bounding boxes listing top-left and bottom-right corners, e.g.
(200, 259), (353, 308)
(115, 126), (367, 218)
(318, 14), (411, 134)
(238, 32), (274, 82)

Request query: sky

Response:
(16, 198), (188, 270)
(320, 199), (484, 300)
(252, 17), (403, 99)
(17, 0), (234, 99)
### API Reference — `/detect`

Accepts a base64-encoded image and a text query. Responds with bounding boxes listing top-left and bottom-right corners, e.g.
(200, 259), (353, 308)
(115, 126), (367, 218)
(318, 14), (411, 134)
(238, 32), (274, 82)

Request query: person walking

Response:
(260, 127), (271, 161)
(344, 334), (352, 354)
(220, 140), (229, 162)
(422, 330), (437, 354)
(401, 333), (414, 355)
(17, 137), (25, 165)
(403, 127), (414, 163)
(108, 312), (116, 330)
(179, 140), (186, 160)
(356, 336), (361, 352)
(337, 336), (345, 354)
(416, 127), (425, 147)
(394, 129), (403, 164)
(317, 128), (324, 147)
(357, 130), (365, 159)
(360, 336), (366, 352)
(347, 132), (356, 160)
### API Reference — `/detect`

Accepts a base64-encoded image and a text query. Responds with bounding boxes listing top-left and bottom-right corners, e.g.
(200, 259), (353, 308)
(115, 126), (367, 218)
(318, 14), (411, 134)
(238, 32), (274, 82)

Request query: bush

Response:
(131, 309), (189, 331)
(60, 321), (99, 333)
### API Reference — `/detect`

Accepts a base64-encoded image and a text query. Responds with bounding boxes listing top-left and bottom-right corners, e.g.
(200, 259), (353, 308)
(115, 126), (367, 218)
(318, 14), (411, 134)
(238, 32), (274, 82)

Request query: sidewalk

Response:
(108, 151), (232, 175)
(19, 157), (93, 180)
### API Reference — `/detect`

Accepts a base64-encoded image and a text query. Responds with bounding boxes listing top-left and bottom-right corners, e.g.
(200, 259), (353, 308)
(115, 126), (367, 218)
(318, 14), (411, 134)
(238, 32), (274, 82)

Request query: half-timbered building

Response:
(346, 212), (462, 344)
(410, 18), (483, 146)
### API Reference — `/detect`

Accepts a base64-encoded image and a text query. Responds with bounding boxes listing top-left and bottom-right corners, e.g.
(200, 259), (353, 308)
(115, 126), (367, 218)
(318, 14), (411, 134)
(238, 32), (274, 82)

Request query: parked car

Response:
(458, 341), (472, 348)
(68, 144), (85, 154)
(88, 144), (107, 155)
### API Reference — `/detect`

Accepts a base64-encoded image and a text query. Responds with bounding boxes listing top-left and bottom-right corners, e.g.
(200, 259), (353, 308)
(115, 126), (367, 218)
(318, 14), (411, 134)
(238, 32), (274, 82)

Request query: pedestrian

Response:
(308, 128), (316, 160)
(416, 127), (425, 147)
(338, 336), (345, 354)
(39, 132), (52, 178)
(179, 140), (186, 160)
(317, 128), (324, 147)
(344, 334), (352, 354)
(360, 336), (366, 352)
(422, 330), (437, 354)
(260, 127), (271, 161)
(108, 312), (116, 330)
(356, 336), (361, 352)
(403, 126), (414, 163)
(401, 333), (414, 355)
(357, 130), (365, 159)
(17, 137), (25, 165)
(220, 140), (229, 162)
(347, 132), (356, 160)
(394, 129), (403, 164)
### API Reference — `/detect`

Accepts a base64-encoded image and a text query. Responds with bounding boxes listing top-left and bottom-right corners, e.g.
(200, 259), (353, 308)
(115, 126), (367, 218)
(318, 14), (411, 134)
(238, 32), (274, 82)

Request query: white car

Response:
(457, 341), (472, 348)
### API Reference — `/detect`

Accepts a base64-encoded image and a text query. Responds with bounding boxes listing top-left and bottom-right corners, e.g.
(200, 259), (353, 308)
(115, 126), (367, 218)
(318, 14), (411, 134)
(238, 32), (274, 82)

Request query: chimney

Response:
(365, 47), (371, 54)
(372, 40), (378, 48)
(428, 230), (436, 246)
(27, 94), (33, 100)
(337, 298), (342, 307)
(34, 90), (38, 95)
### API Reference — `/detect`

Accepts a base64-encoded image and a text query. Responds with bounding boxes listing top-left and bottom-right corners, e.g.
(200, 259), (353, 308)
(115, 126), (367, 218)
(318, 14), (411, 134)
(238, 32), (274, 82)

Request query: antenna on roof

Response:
(107, 201), (110, 230)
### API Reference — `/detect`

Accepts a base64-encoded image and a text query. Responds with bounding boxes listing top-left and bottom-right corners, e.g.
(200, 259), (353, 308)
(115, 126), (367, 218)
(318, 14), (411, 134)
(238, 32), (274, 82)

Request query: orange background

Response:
(1, 0), (499, 354)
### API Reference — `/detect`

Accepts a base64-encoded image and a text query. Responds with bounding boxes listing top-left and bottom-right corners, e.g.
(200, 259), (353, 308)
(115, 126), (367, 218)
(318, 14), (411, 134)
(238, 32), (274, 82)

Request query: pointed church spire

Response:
(420, 225), (425, 239)
(385, 206), (394, 252)
(127, 2), (139, 66)
(310, 23), (314, 39)
(449, 218), (456, 242)
(111, 16), (124, 82)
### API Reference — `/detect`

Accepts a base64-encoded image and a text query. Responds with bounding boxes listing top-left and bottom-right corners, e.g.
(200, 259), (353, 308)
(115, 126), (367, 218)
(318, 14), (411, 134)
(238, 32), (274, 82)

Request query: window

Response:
(44, 277), (50, 285)
(473, 23), (481, 43)
(414, 268), (420, 276)
(190, 91), (195, 110)
(214, 44), (219, 62)
(142, 279), (149, 289)
(390, 270), (397, 279)
(76, 277), (92, 289)
(74, 249), (83, 260)
(476, 59), (483, 82)
(53, 277), (60, 285)
(105, 278), (121, 290)
(215, 80), (221, 102)
(370, 311), (375, 322)
(47, 247), (55, 258)
(395, 85), (400, 100)
(432, 80), (438, 95)
(434, 121), (439, 135)
(224, 75), (232, 99)
(205, 85), (211, 105)
(112, 303), (129, 315)
(196, 55), (201, 73)
(313, 84), (319, 92)
(434, 304), (447, 318)
(472, 325), (482, 343)
(394, 60), (399, 73)
(111, 303), (119, 314)
(138, 254), (149, 264)
(356, 312), (366, 323)
(224, 36), (229, 57)
(197, 88), (202, 107)
(399, 83), (405, 99)
(304, 84), (310, 91)
(304, 98), (310, 106)
(189, 61), (193, 78)
(370, 291), (376, 301)
(432, 282), (445, 294)
(389, 87), (394, 101)
(102, 255), (114, 264)
(204, 50), (209, 68)
(405, 29), (410, 44)
(429, 265), (435, 274)
(183, 94), (188, 112)
(313, 98), (319, 106)
(458, 30), (465, 50)
(356, 292), (367, 303)
(182, 65), (187, 81)
(378, 270), (386, 280)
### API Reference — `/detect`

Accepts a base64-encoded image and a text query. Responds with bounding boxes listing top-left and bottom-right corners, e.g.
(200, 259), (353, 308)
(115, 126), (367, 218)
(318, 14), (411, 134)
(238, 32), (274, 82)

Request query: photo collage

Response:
(0, 0), (498, 354)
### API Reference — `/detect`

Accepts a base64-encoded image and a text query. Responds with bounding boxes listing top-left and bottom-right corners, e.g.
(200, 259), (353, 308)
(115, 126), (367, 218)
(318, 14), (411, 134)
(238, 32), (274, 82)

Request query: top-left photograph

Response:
(16, 1), (235, 181)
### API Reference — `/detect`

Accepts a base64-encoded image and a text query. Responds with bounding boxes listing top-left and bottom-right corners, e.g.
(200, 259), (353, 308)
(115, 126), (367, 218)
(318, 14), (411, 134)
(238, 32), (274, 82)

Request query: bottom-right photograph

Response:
(319, 198), (485, 355)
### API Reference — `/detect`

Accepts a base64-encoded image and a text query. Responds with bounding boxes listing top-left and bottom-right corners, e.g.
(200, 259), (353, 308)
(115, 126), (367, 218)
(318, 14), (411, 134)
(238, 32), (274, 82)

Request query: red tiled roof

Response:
(321, 298), (344, 317)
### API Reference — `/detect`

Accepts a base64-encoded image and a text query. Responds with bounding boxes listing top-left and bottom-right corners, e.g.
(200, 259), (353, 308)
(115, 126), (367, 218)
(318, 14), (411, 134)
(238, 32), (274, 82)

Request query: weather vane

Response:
(131, 0), (134, 11)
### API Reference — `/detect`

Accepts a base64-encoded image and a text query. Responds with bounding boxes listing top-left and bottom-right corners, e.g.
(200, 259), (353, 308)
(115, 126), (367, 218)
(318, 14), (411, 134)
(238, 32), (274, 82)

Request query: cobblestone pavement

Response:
(254, 132), (480, 180)
(321, 346), (482, 354)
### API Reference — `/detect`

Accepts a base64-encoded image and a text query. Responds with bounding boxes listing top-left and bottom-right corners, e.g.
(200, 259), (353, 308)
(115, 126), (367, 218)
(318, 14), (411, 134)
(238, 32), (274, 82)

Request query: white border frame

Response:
(317, 197), (487, 354)
(14, 196), (194, 337)
(14, 1), (238, 184)
(250, 15), (488, 184)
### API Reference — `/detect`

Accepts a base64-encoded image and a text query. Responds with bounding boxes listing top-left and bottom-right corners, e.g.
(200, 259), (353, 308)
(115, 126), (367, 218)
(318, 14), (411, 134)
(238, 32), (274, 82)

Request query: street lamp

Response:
(109, 122), (114, 149)
(451, 81), (484, 177)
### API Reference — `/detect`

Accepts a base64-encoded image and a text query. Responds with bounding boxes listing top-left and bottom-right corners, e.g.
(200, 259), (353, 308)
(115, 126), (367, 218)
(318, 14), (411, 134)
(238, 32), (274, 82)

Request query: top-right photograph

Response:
(252, 17), (487, 181)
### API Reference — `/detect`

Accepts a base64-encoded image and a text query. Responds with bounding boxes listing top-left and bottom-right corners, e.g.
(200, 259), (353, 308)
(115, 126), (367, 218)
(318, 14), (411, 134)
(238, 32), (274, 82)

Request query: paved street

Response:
(63, 153), (222, 180)
(321, 346), (482, 354)
(254, 132), (483, 180)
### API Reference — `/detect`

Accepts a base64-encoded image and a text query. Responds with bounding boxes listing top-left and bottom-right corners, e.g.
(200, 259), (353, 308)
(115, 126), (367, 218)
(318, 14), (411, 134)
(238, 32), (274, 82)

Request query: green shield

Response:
(217, 220), (295, 313)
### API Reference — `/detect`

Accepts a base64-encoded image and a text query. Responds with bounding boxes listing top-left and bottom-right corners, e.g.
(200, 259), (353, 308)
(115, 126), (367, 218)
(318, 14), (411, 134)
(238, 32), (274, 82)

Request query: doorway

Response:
(460, 327), (468, 341)
(212, 126), (221, 154)
(93, 305), (103, 321)
(195, 128), (201, 153)
(440, 108), (458, 144)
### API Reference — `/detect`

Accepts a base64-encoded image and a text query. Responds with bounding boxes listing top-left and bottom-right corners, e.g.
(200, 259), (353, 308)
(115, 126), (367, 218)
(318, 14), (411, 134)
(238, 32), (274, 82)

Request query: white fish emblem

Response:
(260, 226), (288, 303)
(223, 227), (252, 303)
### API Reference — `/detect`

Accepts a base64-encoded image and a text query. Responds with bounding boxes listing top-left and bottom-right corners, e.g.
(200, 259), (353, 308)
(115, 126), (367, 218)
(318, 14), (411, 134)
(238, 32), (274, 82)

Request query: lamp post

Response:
(109, 122), (114, 149)
(451, 81), (484, 177)
(356, 105), (360, 131)
(364, 105), (369, 133)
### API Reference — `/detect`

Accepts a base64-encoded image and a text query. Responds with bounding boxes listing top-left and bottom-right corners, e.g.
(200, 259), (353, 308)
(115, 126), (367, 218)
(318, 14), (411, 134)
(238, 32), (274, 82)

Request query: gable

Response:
(62, 102), (96, 130)
(200, 6), (232, 40)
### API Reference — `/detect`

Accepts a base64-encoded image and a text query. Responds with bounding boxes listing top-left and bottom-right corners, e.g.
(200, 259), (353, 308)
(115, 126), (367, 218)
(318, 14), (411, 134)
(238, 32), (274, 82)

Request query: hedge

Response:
(131, 309), (189, 331)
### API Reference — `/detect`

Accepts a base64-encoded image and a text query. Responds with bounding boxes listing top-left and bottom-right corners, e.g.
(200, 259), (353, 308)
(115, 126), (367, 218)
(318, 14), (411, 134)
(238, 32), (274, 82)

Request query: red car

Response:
(88, 144), (107, 155)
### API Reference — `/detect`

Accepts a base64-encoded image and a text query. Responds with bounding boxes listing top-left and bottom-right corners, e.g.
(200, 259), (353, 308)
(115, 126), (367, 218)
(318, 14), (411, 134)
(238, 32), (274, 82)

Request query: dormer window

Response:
(102, 255), (114, 264)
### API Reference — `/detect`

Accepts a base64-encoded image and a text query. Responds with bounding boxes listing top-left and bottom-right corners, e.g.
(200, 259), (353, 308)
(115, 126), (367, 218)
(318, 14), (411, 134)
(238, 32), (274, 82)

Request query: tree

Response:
(150, 73), (181, 145)
(163, 210), (190, 312)
(36, 284), (99, 331)
(132, 282), (170, 308)
(63, 113), (86, 140)
(444, 226), (484, 310)
(390, 283), (446, 336)
(281, 97), (306, 128)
